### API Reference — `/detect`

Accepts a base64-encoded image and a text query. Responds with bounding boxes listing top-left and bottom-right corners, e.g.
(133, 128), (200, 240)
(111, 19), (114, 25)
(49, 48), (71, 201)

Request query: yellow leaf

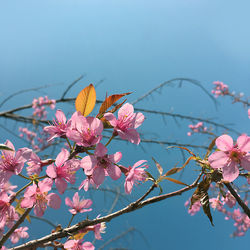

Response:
(73, 231), (88, 240)
(15, 198), (31, 223)
(75, 84), (96, 116)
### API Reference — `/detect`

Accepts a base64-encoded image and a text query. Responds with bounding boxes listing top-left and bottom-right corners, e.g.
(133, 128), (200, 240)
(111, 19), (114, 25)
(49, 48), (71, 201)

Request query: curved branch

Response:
(11, 174), (201, 250)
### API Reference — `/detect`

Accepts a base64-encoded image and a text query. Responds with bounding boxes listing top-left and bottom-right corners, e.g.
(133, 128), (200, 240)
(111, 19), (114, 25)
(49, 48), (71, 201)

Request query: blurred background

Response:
(0, 0), (250, 249)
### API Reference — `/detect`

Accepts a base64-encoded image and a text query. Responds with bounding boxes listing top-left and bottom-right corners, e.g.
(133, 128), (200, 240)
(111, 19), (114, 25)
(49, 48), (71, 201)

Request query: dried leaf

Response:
(15, 199), (31, 223)
(205, 137), (217, 158)
(98, 92), (131, 116)
(152, 157), (163, 176)
(0, 144), (13, 151)
(75, 84), (96, 116)
(162, 176), (189, 186)
(164, 156), (196, 176)
(167, 146), (196, 157)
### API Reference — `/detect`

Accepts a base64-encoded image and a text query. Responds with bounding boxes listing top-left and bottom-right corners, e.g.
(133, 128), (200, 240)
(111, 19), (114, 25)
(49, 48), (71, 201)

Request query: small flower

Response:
(65, 192), (92, 215)
(21, 178), (61, 217)
(124, 160), (148, 194)
(104, 103), (144, 144)
(208, 134), (250, 182)
(66, 112), (103, 147)
(46, 148), (80, 194)
(10, 226), (29, 244)
(81, 143), (122, 186)
(64, 239), (94, 250)
(43, 109), (70, 141)
(0, 140), (32, 186)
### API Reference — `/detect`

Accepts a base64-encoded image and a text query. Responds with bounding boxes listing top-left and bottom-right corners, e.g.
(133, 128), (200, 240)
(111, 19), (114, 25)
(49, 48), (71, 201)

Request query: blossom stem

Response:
(105, 134), (115, 147)
(224, 182), (250, 218)
(18, 173), (30, 180)
(10, 181), (33, 204)
(66, 137), (72, 151)
(0, 207), (32, 248)
(67, 214), (75, 227)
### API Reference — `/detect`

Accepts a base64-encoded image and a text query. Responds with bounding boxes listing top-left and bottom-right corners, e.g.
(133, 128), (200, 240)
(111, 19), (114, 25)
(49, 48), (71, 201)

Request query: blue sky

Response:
(0, 1), (250, 249)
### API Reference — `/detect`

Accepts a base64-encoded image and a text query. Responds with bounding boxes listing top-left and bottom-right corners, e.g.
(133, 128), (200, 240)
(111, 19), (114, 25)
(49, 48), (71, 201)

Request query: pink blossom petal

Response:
(118, 103), (134, 118)
(55, 178), (67, 194)
(38, 178), (53, 193)
(125, 180), (134, 194)
(118, 129), (140, 144)
(47, 193), (61, 209)
(65, 197), (74, 208)
(55, 110), (66, 124)
(237, 134), (250, 152)
(95, 143), (107, 157)
(216, 134), (234, 151)
(93, 167), (105, 186)
(134, 112), (144, 129)
(46, 165), (57, 179)
(240, 155), (250, 171)
(81, 156), (97, 175)
(106, 165), (121, 180)
(72, 192), (80, 205)
(34, 204), (46, 217)
(104, 113), (117, 127)
(133, 160), (147, 169)
(23, 184), (37, 198)
(88, 117), (103, 135)
(2, 140), (15, 158)
(55, 148), (69, 167)
(21, 197), (34, 208)
(208, 151), (229, 169)
(108, 152), (122, 163)
(82, 241), (95, 250)
(222, 162), (239, 182)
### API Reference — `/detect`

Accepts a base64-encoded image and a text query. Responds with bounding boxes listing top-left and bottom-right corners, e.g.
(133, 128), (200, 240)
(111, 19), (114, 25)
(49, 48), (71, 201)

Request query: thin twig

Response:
(224, 182), (250, 218)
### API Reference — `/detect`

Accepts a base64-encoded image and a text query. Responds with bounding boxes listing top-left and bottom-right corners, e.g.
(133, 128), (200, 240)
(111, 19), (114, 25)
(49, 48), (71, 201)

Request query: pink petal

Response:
(23, 184), (37, 197)
(108, 152), (122, 164)
(81, 156), (97, 175)
(216, 134), (234, 151)
(46, 164), (57, 179)
(2, 140), (15, 159)
(39, 178), (53, 193)
(55, 110), (66, 124)
(104, 113), (117, 127)
(55, 148), (69, 167)
(240, 155), (250, 171)
(134, 112), (144, 129)
(34, 204), (46, 217)
(88, 117), (103, 135)
(65, 197), (74, 208)
(133, 160), (147, 169)
(92, 167), (105, 186)
(82, 241), (95, 250)
(237, 134), (250, 152)
(79, 199), (92, 209)
(125, 180), (134, 194)
(208, 151), (229, 169)
(21, 197), (34, 208)
(95, 143), (107, 157)
(222, 162), (239, 182)
(72, 192), (80, 205)
(118, 103), (134, 118)
(106, 165), (121, 180)
(55, 178), (67, 194)
(118, 129), (140, 144)
(47, 193), (61, 209)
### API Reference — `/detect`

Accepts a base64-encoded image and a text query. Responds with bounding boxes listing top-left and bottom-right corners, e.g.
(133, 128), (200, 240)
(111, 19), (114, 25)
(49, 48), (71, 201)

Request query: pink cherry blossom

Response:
(10, 226), (29, 244)
(65, 192), (92, 215)
(0, 140), (32, 186)
(0, 182), (17, 195)
(0, 192), (16, 228)
(26, 152), (42, 176)
(211, 81), (229, 97)
(222, 191), (236, 208)
(81, 143), (122, 186)
(208, 134), (250, 182)
(104, 103), (144, 145)
(46, 148), (80, 194)
(66, 112), (103, 147)
(185, 200), (201, 216)
(64, 239), (94, 250)
(82, 217), (106, 240)
(124, 160), (148, 194)
(79, 175), (96, 192)
(44, 109), (71, 141)
(21, 178), (61, 217)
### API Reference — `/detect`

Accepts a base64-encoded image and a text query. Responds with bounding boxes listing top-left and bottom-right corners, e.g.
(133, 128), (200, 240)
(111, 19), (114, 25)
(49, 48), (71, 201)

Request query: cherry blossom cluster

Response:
(187, 122), (208, 136)
(0, 102), (147, 248)
(32, 96), (56, 119)
(211, 81), (229, 97)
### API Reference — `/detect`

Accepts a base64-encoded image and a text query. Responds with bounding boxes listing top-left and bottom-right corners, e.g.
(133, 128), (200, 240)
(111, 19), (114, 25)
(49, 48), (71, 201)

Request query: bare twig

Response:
(224, 182), (250, 218)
